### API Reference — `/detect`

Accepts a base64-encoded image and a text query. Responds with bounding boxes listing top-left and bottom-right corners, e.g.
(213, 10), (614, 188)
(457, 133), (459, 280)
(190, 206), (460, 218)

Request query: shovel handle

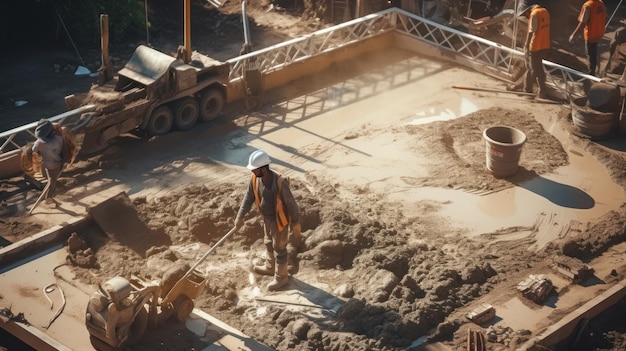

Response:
(28, 182), (51, 215)
(183, 226), (238, 277)
(28, 165), (64, 215)
(452, 85), (536, 96)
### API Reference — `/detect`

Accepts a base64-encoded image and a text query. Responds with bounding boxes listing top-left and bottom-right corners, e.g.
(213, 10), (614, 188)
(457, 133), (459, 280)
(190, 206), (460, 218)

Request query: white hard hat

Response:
(247, 149), (271, 170)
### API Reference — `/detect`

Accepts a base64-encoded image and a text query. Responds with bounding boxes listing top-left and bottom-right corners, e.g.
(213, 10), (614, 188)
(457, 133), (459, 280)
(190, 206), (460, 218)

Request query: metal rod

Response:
(0, 105), (96, 140)
(452, 85), (536, 96)
(254, 297), (331, 310)
(145, 0), (150, 45)
(242, 0), (251, 45)
(184, 0), (191, 63)
(605, 0), (624, 30)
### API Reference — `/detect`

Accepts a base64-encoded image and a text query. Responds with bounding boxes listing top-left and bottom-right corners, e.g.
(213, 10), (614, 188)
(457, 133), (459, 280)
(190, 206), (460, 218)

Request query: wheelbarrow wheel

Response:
(174, 295), (194, 323)
(89, 335), (117, 351)
(125, 305), (149, 345)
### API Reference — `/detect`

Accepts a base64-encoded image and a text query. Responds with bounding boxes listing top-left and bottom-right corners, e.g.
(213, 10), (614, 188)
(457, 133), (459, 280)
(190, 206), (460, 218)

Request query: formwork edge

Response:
(0, 215), (92, 268)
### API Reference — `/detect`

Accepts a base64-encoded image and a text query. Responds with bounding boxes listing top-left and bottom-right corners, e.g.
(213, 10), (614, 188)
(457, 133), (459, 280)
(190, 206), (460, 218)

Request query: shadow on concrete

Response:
(512, 169), (595, 209)
(580, 275), (606, 288)
(596, 137), (626, 152)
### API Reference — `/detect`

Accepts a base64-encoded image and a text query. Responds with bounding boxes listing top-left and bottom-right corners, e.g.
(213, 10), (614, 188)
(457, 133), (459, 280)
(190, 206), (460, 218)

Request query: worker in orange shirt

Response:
(520, 4), (550, 99)
(569, 0), (606, 76)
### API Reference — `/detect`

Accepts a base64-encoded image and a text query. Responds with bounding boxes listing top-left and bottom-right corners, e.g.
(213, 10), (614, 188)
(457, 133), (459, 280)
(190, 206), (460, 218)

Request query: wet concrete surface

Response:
(2, 48), (626, 349)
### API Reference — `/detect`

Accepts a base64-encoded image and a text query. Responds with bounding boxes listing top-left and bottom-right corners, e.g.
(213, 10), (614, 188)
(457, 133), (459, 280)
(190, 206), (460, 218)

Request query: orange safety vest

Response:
(529, 7), (550, 52)
(581, 0), (606, 42)
(251, 173), (290, 232)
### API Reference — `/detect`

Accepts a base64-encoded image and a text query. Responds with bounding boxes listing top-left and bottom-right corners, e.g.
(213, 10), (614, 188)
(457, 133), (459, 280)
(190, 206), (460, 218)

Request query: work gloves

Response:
(287, 223), (303, 275)
(235, 218), (244, 231)
(290, 222), (303, 250)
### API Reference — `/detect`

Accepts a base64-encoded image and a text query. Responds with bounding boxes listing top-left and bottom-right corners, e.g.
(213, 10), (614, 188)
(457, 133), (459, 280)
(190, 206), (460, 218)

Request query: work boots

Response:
(537, 78), (549, 100)
(253, 244), (275, 276)
(267, 262), (289, 291)
(287, 244), (299, 275)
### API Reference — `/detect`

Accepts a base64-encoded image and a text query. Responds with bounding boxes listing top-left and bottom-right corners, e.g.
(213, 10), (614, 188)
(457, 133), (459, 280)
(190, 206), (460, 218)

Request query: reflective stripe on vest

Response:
(251, 173), (290, 232)
(582, 0), (605, 42)
(529, 7), (550, 52)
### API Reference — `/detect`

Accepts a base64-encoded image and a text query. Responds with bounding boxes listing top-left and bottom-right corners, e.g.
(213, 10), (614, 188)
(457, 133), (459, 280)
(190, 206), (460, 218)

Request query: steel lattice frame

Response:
(227, 12), (396, 79)
(228, 7), (599, 100)
(0, 105), (95, 154)
(1, 8), (601, 155)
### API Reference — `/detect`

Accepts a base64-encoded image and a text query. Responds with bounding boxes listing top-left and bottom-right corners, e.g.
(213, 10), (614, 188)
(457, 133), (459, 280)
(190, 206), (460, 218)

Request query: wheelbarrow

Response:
(160, 226), (238, 322)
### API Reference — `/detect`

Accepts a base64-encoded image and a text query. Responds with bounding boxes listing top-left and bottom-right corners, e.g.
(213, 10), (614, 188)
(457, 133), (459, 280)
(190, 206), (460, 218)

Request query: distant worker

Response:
(605, 22), (626, 83)
(234, 150), (302, 291)
(520, 4), (551, 99)
(32, 119), (68, 207)
(569, 0), (606, 76)
(266, 0), (286, 12)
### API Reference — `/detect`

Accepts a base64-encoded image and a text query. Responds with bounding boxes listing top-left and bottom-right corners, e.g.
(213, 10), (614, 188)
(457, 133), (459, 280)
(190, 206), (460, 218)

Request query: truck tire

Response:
(174, 97), (199, 130)
(147, 106), (174, 136)
(198, 89), (225, 122)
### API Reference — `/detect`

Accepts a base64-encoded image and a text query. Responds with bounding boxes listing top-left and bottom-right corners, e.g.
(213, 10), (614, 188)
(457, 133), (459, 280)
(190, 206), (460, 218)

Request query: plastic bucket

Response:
(483, 126), (527, 178)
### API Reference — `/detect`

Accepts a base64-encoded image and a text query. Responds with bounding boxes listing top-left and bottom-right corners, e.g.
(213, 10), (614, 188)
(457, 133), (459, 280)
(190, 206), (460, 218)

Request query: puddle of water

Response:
(390, 187), (544, 236)
(409, 97), (479, 125)
(495, 296), (555, 331)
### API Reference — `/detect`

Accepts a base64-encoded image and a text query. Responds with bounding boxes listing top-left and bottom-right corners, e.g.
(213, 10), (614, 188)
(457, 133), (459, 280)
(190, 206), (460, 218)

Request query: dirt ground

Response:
(2, 1), (626, 351)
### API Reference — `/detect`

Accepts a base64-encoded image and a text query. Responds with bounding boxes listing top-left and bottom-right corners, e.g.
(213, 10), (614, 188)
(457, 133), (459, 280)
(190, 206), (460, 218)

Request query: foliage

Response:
(0, 0), (146, 49)
(53, 0), (146, 48)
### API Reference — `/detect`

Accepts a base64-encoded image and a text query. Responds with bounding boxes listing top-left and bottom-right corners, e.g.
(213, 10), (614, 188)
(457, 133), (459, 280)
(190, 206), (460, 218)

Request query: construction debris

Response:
(516, 274), (554, 304)
(467, 328), (487, 351)
(466, 303), (496, 325)
(66, 232), (98, 268)
(551, 256), (595, 284)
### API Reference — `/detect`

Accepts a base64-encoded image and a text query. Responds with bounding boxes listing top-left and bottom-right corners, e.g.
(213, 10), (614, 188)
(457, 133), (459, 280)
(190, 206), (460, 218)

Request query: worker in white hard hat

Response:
(234, 149), (302, 291)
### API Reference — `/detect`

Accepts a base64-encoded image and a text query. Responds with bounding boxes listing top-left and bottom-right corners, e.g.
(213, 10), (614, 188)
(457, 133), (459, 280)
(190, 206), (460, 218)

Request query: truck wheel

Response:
(174, 295), (194, 323)
(147, 106), (174, 136)
(198, 89), (225, 122)
(174, 97), (199, 130)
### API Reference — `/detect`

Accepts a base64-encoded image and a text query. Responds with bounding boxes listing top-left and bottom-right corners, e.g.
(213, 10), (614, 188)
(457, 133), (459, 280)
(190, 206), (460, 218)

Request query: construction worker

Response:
(234, 149), (302, 291)
(520, 4), (550, 99)
(606, 22), (626, 83)
(266, 0), (286, 12)
(31, 119), (67, 207)
(569, 0), (606, 76)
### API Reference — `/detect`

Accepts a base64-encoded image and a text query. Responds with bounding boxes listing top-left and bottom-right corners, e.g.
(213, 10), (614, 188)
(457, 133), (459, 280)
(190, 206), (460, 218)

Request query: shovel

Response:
(29, 166), (64, 215)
